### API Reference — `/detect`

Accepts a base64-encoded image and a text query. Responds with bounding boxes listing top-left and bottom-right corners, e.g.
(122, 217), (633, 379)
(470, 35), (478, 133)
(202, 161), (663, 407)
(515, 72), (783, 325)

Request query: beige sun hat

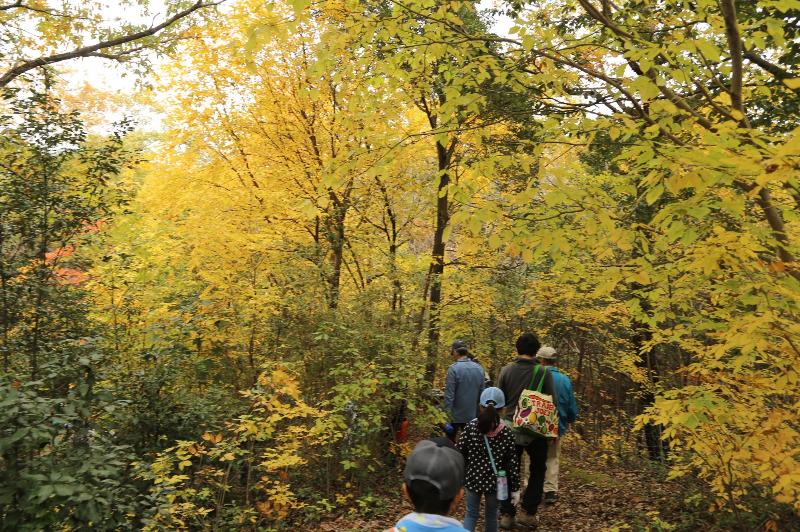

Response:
(536, 346), (557, 359)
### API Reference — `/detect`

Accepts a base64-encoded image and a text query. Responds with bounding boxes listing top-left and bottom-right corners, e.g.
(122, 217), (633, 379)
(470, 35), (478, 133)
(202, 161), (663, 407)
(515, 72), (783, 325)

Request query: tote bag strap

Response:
(536, 366), (548, 393)
(526, 364), (547, 392)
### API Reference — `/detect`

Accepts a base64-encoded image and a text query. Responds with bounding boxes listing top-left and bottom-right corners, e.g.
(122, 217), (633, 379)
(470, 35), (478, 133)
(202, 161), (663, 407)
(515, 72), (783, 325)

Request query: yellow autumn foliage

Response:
(139, 366), (341, 529)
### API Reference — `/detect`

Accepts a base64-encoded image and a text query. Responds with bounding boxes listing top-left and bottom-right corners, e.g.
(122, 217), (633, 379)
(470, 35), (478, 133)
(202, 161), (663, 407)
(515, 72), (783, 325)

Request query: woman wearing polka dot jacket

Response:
(456, 388), (520, 532)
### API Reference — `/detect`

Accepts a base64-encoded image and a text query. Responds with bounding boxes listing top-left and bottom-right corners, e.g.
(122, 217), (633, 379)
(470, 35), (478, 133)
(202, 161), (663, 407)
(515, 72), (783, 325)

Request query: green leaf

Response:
(645, 184), (664, 205)
(630, 76), (661, 100)
(0, 427), (30, 451)
(53, 484), (75, 497)
(36, 485), (54, 501)
(694, 40), (721, 61)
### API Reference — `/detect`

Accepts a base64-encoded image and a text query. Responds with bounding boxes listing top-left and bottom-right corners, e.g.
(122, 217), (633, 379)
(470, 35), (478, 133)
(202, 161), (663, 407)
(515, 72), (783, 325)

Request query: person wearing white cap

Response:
(536, 346), (579, 505)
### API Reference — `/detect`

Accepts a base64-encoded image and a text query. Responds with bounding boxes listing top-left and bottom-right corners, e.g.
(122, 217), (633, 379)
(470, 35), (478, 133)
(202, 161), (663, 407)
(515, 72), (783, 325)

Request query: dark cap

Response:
(404, 439), (465, 500)
(451, 339), (469, 353)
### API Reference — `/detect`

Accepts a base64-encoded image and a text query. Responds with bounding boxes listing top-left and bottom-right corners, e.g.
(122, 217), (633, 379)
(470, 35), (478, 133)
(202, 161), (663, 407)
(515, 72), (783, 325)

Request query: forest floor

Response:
(318, 438), (688, 532)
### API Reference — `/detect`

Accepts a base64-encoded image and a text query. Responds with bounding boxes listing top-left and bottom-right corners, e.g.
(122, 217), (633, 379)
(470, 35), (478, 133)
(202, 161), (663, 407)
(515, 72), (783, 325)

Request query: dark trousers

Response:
(500, 437), (548, 516)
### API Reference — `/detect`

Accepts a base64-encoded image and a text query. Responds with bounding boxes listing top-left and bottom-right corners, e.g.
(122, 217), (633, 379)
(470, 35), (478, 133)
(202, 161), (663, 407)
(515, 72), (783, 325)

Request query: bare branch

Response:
(744, 51), (800, 93)
(577, 0), (633, 40)
(0, 1), (22, 11)
(0, 1), (90, 18)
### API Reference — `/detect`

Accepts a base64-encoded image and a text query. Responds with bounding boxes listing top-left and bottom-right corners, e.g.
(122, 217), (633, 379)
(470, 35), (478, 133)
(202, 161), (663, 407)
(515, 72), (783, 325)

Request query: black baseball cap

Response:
(403, 439), (465, 500)
(451, 339), (468, 352)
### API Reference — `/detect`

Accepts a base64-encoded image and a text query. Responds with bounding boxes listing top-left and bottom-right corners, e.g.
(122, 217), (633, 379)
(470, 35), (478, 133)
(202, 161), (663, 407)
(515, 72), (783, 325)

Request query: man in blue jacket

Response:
(537, 346), (579, 504)
(444, 340), (485, 441)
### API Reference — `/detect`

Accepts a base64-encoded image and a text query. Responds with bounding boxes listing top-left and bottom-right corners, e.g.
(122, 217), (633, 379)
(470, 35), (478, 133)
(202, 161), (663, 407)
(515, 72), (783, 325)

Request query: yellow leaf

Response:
(205, 432), (223, 444)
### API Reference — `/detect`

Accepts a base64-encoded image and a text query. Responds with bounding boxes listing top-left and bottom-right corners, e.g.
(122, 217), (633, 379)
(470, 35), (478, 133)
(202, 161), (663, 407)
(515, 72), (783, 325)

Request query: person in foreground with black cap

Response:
(444, 340), (486, 442)
(387, 438), (469, 532)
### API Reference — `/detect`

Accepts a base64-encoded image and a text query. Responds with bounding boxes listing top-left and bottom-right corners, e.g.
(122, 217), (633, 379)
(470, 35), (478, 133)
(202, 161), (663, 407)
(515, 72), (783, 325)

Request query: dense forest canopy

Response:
(1, 0), (798, 529)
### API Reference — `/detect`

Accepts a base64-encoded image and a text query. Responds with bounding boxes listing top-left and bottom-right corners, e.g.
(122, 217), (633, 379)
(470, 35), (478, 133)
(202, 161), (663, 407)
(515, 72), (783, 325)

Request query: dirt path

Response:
(319, 443), (680, 531)
(534, 457), (677, 531)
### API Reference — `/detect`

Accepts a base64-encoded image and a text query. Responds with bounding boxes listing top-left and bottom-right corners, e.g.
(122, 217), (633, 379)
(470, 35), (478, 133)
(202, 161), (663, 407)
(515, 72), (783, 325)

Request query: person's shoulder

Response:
(499, 360), (517, 372)
(498, 424), (516, 439)
(462, 419), (479, 436)
(392, 513), (415, 531)
(497, 362), (514, 385)
(502, 359), (529, 375)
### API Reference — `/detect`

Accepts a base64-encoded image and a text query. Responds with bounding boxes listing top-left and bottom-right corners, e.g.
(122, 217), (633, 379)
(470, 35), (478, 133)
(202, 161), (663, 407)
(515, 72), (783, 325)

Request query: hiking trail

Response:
(319, 441), (681, 531)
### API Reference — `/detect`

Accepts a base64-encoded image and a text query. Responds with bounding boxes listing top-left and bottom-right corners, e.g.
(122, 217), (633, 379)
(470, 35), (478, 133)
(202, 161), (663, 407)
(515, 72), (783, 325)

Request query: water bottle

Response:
(496, 470), (509, 501)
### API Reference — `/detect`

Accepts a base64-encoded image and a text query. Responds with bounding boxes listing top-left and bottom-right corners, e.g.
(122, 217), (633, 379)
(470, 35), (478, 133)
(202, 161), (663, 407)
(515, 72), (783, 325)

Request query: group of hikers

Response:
(390, 333), (579, 532)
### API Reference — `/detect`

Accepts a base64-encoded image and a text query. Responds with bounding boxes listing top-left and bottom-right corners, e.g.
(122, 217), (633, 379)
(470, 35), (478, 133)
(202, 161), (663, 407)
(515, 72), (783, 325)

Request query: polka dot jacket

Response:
(456, 419), (520, 494)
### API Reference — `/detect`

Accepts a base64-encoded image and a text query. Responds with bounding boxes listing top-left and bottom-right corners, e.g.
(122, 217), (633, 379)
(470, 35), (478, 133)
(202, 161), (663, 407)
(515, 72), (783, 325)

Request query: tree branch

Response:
(0, 1), (222, 87)
(0, 1), (91, 18)
(719, 0), (744, 115)
(744, 51), (800, 93)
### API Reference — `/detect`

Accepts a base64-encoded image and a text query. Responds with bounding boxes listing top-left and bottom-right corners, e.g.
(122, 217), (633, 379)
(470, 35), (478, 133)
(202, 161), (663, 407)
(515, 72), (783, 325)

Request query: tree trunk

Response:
(371, 175), (403, 318)
(325, 204), (346, 310)
(0, 220), (9, 372)
(30, 167), (52, 380)
(424, 138), (451, 383)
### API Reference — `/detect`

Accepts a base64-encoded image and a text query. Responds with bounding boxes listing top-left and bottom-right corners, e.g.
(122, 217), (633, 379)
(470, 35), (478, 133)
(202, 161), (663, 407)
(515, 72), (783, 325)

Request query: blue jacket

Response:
(391, 513), (468, 531)
(550, 367), (578, 435)
(444, 357), (485, 423)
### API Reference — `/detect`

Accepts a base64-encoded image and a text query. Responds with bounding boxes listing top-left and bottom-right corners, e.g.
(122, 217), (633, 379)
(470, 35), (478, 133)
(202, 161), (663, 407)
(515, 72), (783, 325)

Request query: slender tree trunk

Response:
(326, 211), (345, 310)
(322, 186), (350, 311)
(0, 219), (9, 372)
(30, 168), (51, 380)
(633, 316), (666, 461)
(411, 268), (432, 352)
(375, 176), (402, 316)
(424, 138), (451, 383)
(110, 268), (120, 356)
(247, 324), (257, 383)
(488, 314), (499, 381)
(0, 271), (8, 372)
(247, 264), (259, 384)
(576, 345), (585, 396)
(390, 245), (400, 311)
